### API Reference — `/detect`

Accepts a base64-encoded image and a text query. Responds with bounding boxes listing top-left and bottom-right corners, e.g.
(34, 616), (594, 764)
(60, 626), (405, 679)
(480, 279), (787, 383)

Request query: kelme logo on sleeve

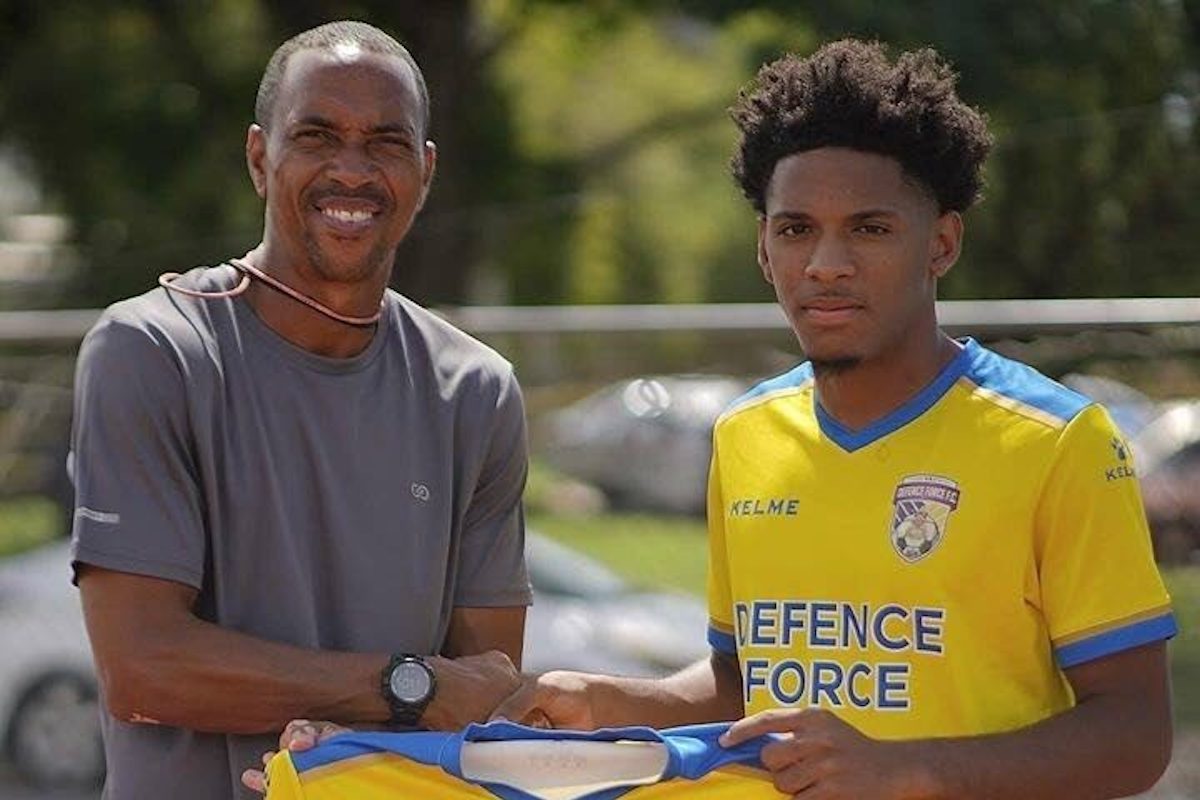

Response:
(889, 474), (960, 563)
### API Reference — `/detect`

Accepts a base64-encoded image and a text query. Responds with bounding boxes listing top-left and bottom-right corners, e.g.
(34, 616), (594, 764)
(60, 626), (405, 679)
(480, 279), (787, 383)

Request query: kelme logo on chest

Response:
(728, 497), (800, 518)
(889, 474), (960, 563)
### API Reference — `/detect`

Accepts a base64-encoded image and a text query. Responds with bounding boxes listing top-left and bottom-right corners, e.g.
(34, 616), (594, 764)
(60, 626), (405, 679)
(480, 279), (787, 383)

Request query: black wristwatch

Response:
(380, 654), (437, 726)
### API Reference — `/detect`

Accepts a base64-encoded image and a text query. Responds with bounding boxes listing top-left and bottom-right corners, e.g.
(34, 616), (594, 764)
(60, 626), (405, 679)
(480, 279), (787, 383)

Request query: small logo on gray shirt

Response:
(410, 483), (431, 502)
(75, 506), (121, 525)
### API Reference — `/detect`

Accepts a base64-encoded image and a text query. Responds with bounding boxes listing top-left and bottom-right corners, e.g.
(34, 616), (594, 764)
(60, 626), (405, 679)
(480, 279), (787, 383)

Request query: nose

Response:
(325, 143), (378, 189)
(804, 233), (855, 282)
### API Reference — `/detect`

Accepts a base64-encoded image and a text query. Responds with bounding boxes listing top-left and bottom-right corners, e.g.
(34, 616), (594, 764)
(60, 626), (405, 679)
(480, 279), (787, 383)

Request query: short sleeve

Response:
(1034, 404), (1176, 668)
(453, 367), (532, 607)
(69, 316), (206, 588)
(705, 436), (736, 656)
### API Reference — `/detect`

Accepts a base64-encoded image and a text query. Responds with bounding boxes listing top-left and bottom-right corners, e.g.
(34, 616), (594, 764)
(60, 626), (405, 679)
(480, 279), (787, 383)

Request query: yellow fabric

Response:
(265, 751), (786, 799)
(267, 752), (496, 799)
(706, 373), (1171, 740)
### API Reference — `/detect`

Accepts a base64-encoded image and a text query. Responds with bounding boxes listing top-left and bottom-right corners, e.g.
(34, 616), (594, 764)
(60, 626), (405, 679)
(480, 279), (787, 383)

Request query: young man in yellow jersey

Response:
(257, 38), (1176, 799)
(491, 39), (1176, 799)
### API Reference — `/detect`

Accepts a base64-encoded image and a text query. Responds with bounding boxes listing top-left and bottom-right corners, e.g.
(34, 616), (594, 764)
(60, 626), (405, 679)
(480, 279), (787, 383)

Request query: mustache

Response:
(306, 184), (390, 207)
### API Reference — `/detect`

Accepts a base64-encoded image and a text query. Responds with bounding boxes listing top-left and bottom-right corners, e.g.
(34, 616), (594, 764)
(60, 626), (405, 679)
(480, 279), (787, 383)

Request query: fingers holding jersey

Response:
(278, 718), (349, 751)
(241, 720), (350, 795)
(423, 650), (523, 729)
(491, 671), (596, 729)
(241, 754), (272, 795)
(720, 707), (820, 746)
(722, 708), (923, 799)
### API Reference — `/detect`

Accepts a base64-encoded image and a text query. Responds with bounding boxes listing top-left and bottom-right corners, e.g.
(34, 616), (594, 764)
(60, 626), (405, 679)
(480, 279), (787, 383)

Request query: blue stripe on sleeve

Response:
(291, 730), (452, 772)
(1054, 612), (1178, 669)
(707, 625), (737, 655)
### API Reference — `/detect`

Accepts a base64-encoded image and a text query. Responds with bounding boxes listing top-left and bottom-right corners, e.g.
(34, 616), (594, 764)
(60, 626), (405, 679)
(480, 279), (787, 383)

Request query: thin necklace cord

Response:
(158, 258), (383, 327)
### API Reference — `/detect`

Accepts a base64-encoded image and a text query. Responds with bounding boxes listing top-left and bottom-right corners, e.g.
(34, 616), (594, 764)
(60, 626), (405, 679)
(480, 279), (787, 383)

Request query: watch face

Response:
(389, 661), (432, 703)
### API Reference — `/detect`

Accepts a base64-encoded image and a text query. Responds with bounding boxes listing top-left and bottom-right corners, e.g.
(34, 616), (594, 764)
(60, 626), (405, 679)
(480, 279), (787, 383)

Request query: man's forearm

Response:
(84, 568), (526, 735)
(719, 644), (1172, 799)
(585, 653), (745, 729)
(901, 691), (1171, 799)
(104, 613), (388, 734)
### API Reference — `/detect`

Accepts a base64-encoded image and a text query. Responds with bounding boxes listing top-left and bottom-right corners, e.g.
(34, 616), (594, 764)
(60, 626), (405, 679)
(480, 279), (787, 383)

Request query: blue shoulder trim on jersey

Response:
(814, 341), (973, 452)
(707, 625), (737, 655)
(290, 721), (772, 799)
(963, 338), (1091, 422)
(1054, 612), (1178, 669)
(725, 363), (814, 415)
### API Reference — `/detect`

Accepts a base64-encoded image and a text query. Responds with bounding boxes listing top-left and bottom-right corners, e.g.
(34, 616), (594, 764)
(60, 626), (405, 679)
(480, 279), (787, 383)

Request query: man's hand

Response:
(490, 671), (596, 729)
(720, 708), (930, 799)
(240, 719), (350, 795)
(422, 650), (523, 729)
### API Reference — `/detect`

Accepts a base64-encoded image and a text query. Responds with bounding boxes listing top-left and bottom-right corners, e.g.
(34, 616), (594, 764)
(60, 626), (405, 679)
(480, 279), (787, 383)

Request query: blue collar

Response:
(290, 721), (772, 800)
(814, 339), (978, 453)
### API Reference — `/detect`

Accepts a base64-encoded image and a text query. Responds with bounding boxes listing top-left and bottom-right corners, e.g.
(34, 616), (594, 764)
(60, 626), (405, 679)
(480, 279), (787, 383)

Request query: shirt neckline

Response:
(231, 286), (392, 375)
(814, 338), (978, 452)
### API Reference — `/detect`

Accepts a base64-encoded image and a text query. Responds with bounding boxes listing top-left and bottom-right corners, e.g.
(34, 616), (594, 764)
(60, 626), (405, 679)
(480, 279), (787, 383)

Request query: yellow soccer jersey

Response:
(264, 722), (785, 800)
(706, 338), (1175, 739)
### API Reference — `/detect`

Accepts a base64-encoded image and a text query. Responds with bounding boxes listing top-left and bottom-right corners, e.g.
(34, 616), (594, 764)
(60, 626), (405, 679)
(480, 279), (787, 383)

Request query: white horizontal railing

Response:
(1, 298), (1199, 344)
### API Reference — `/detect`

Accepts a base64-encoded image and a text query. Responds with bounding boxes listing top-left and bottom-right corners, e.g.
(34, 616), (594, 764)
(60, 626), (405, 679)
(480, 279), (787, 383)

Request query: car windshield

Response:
(525, 533), (627, 598)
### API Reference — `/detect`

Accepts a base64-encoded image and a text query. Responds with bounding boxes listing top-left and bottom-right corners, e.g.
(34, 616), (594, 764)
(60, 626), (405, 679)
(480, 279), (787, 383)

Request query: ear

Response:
(415, 140), (438, 212)
(756, 216), (773, 285)
(246, 124), (268, 199)
(929, 211), (963, 279)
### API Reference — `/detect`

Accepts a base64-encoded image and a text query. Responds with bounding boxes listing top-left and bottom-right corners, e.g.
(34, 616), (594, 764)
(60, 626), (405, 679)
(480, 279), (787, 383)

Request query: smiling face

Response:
(757, 147), (962, 373)
(247, 46), (435, 286)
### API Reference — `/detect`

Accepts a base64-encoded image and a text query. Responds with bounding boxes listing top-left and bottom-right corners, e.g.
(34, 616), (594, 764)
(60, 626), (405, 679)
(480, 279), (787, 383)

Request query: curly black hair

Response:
(730, 39), (992, 214)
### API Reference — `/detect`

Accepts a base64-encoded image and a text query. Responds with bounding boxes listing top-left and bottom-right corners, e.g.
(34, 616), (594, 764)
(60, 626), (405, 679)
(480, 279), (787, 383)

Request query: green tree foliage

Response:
(485, 3), (811, 304)
(0, 1), (1196, 307)
(0, 0), (517, 306)
(517, 0), (1200, 300)
(797, 0), (1200, 298)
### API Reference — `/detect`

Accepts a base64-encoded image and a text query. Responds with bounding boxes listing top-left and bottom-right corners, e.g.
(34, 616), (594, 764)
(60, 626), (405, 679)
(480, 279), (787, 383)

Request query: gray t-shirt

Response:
(69, 265), (532, 799)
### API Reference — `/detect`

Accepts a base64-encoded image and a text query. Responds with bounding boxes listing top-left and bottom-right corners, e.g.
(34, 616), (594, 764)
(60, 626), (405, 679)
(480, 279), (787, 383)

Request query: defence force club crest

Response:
(889, 474), (960, 562)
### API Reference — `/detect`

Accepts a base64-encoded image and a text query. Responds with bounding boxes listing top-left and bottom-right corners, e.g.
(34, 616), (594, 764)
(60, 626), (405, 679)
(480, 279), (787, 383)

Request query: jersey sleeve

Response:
(453, 366), (533, 607)
(1034, 403), (1176, 669)
(69, 315), (207, 588)
(705, 434), (737, 656)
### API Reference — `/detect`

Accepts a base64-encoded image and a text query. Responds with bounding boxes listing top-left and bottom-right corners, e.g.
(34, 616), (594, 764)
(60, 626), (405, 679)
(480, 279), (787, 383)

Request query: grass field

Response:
(532, 511), (1200, 727)
(0, 495), (60, 558)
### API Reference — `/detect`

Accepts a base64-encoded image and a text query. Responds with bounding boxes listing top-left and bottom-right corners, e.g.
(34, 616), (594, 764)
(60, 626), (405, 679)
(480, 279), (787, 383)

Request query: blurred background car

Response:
(1133, 400), (1200, 565)
(537, 375), (751, 515)
(0, 529), (708, 790)
(1060, 373), (1160, 438)
(523, 531), (708, 676)
(0, 539), (102, 789)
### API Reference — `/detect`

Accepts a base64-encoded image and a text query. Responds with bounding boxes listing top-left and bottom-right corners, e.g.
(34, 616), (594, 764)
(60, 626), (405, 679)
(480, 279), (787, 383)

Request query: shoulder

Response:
(381, 292), (518, 419)
(387, 292), (518, 396)
(81, 266), (234, 368)
(958, 340), (1094, 431)
(715, 362), (814, 429)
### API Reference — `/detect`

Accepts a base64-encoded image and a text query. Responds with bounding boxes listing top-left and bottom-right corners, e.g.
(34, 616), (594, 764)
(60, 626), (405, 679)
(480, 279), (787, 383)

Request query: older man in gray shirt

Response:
(69, 21), (531, 799)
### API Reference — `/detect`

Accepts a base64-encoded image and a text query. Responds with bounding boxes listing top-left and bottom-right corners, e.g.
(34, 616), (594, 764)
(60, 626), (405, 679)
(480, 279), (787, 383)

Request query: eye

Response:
(371, 136), (413, 155)
(294, 128), (336, 146)
(854, 223), (890, 236)
(777, 222), (812, 238)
